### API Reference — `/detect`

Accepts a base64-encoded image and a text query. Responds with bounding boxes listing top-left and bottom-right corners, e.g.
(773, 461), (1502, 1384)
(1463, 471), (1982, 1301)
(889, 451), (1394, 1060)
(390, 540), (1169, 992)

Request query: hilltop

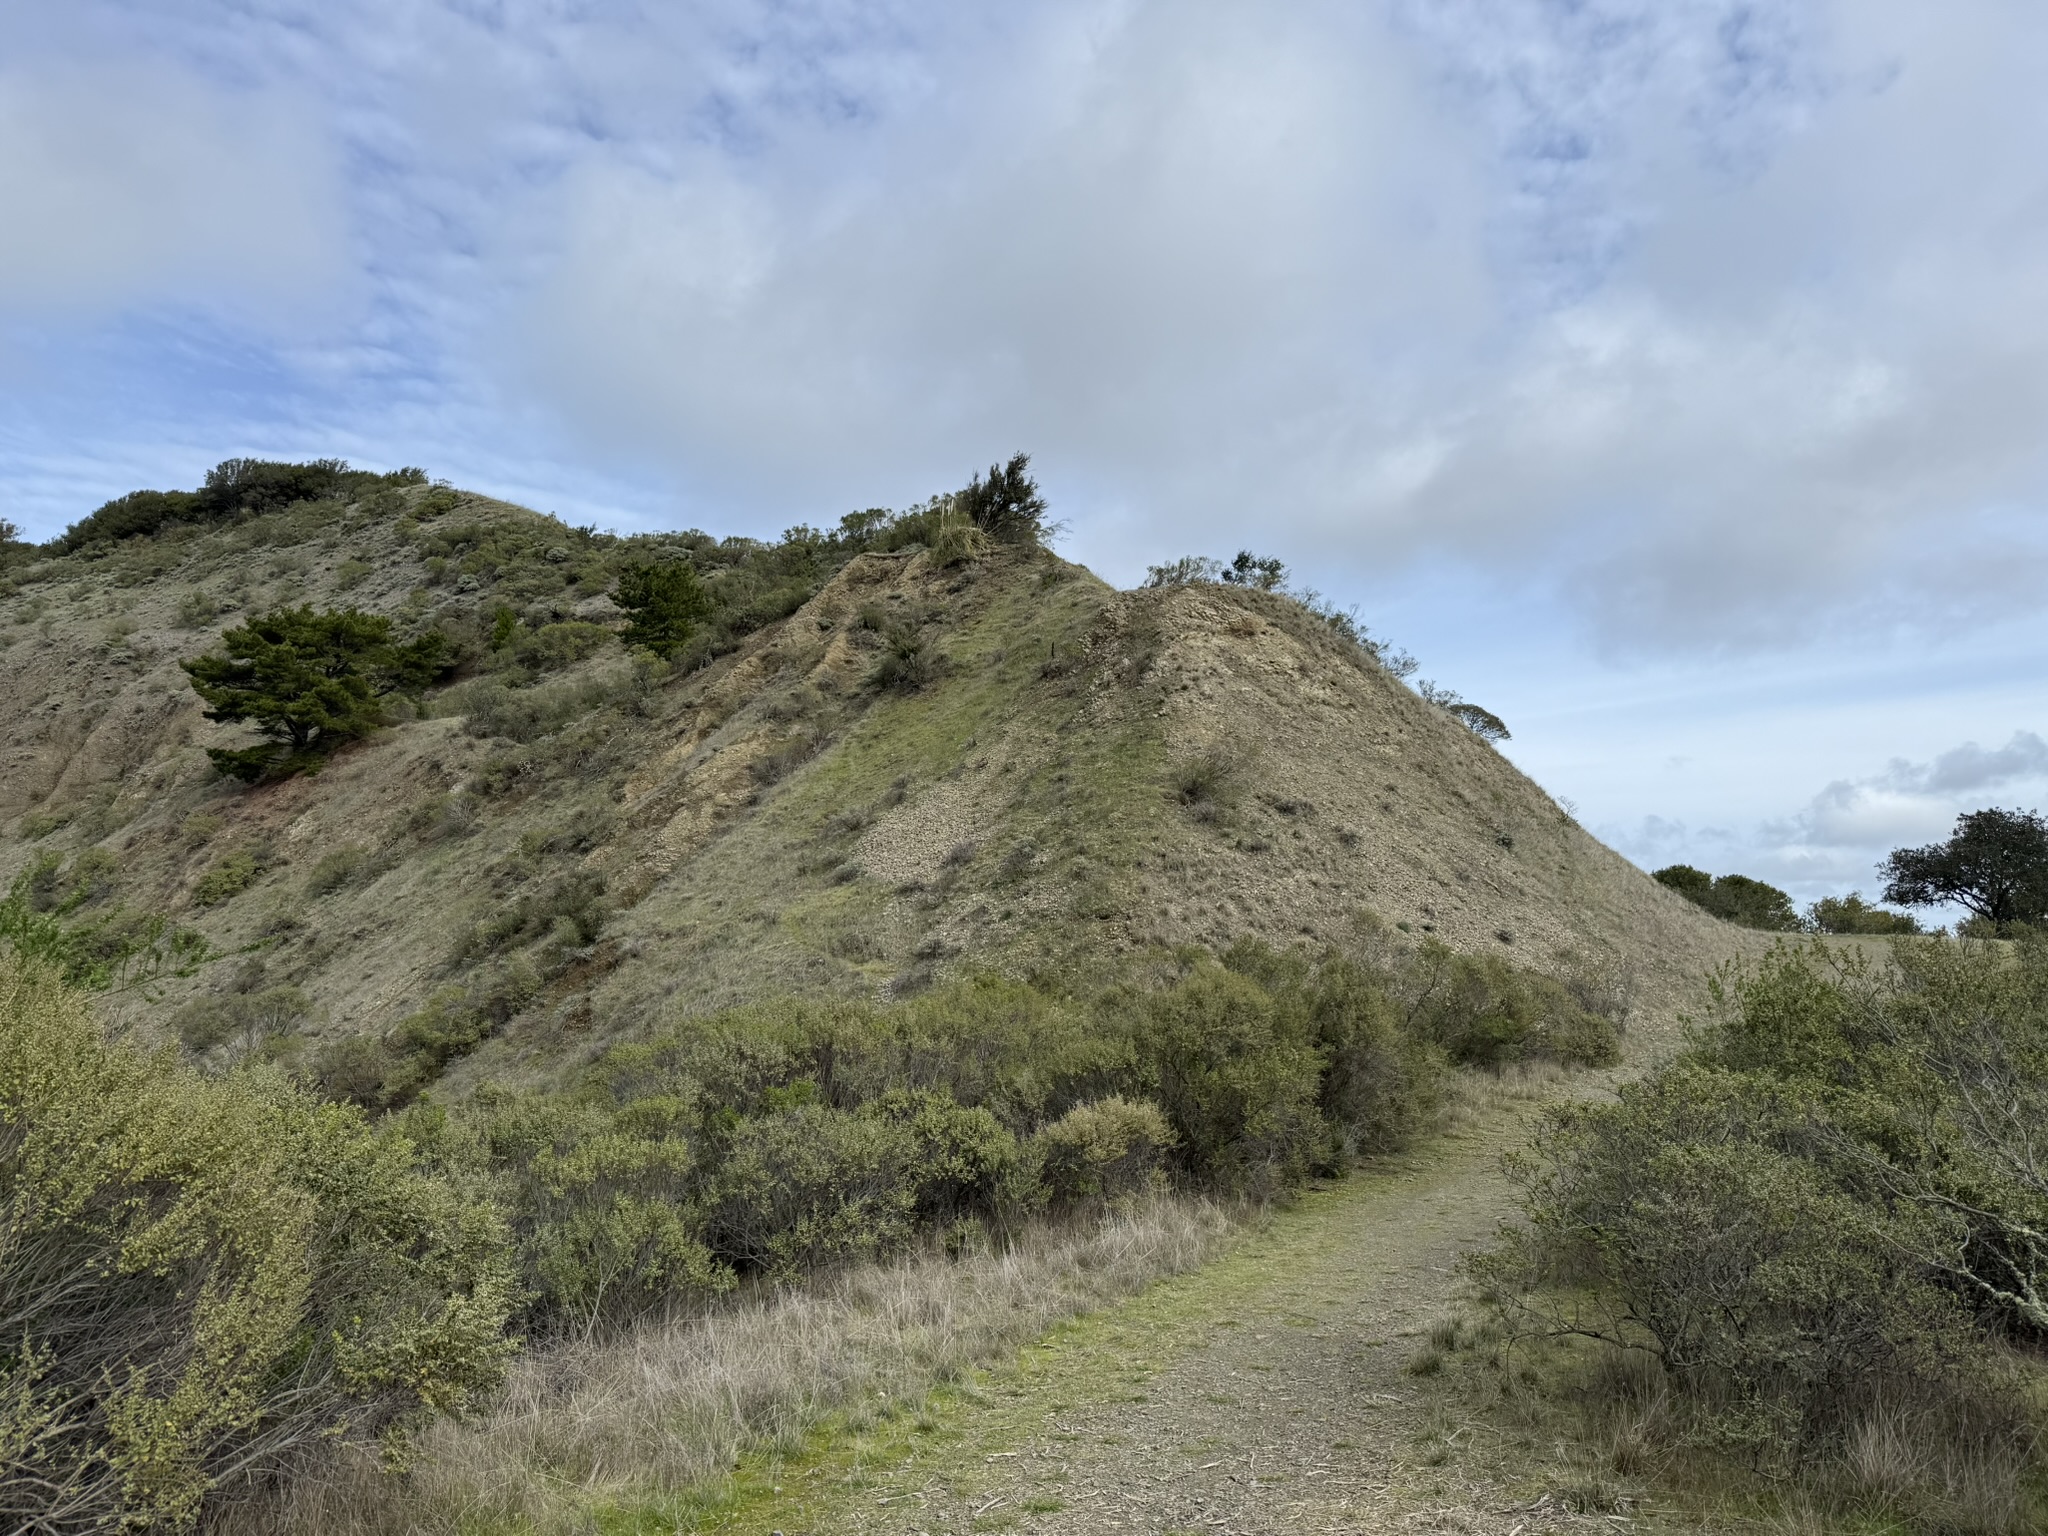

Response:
(0, 469), (1737, 1097)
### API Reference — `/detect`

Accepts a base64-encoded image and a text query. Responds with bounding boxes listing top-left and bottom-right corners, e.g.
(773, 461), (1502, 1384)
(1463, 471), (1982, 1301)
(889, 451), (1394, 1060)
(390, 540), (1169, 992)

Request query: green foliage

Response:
(957, 452), (1048, 545)
(1808, 890), (1921, 934)
(1220, 549), (1287, 590)
(514, 619), (613, 671)
(868, 622), (936, 692)
(182, 605), (454, 780)
(0, 957), (516, 1531)
(0, 858), (214, 993)
(173, 983), (309, 1056)
(291, 938), (1605, 1336)
(1405, 941), (1622, 1070)
(1138, 964), (1325, 1194)
(192, 850), (262, 905)
(1484, 937), (2048, 1507)
(53, 459), (417, 553)
(304, 844), (374, 897)
(616, 560), (714, 659)
(1032, 1096), (1176, 1208)
(1882, 806), (2048, 933)
(1654, 863), (1801, 931)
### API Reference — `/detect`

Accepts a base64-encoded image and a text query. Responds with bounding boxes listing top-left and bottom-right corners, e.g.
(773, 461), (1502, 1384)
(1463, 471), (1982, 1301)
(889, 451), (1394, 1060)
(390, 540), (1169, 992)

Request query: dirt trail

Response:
(723, 1098), (1586, 1536)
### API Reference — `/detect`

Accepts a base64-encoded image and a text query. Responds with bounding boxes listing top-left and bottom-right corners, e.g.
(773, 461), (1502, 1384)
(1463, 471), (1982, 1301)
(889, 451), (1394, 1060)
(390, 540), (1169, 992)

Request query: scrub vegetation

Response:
(1462, 934), (2048, 1532)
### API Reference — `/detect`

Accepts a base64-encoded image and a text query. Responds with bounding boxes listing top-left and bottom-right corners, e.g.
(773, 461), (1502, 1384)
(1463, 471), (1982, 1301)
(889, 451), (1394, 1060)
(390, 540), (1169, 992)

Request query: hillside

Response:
(0, 475), (1739, 1097)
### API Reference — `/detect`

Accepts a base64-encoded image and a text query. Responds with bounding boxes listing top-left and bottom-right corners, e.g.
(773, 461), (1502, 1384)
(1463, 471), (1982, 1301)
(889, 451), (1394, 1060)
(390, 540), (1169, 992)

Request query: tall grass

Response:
(212, 1195), (1233, 1535)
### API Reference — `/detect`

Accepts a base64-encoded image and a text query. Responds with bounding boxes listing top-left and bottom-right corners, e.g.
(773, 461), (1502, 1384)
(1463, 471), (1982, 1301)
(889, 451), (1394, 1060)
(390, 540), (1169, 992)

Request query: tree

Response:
(1654, 865), (1801, 932)
(1219, 550), (1287, 590)
(957, 452), (1048, 544)
(182, 605), (451, 780)
(1808, 892), (1921, 935)
(616, 560), (715, 658)
(1881, 807), (2048, 933)
(1446, 702), (1511, 744)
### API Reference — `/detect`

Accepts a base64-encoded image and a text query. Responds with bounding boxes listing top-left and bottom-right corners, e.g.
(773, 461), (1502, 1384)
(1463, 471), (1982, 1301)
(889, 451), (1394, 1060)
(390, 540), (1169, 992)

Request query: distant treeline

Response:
(1658, 807), (2048, 938)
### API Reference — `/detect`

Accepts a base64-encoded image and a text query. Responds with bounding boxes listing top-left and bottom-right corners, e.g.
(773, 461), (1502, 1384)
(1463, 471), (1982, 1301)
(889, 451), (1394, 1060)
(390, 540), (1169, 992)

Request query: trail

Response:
(705, 1095), (1585, 1536)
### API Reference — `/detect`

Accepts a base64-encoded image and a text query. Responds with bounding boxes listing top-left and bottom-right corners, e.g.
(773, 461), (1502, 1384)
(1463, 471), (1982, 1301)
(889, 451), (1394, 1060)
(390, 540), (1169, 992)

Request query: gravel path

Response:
(744, 1103), (1587, 1536)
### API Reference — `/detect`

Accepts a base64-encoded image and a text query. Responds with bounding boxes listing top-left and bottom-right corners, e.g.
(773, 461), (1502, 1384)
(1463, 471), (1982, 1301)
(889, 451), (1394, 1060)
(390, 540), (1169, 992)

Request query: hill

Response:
(0, 471), (1739, 1098)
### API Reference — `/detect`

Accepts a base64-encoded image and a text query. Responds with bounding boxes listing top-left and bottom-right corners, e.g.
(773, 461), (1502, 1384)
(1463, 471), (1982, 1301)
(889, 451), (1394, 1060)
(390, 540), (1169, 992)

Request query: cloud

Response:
(3, 0), (2047, 664)
(1876, 730), (2048, 797)
(476, 0), (2048, 652)
(513, 1), (1492, 517)
(0, 63), (346, 320)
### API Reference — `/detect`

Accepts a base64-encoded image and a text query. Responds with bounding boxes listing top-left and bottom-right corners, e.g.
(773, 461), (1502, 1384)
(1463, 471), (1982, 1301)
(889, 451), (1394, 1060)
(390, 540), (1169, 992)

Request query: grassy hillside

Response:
(0, 471), (1738, 1098)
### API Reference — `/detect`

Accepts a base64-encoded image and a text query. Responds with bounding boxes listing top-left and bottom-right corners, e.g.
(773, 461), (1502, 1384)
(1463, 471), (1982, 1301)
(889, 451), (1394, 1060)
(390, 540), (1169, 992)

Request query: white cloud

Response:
(0, 64), (347, 319)
(475, 0), (2048, 653)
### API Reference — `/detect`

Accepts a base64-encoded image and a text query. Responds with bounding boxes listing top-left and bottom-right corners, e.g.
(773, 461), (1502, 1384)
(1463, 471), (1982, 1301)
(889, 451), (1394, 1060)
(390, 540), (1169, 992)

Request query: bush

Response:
(173, 983), (309, 1056)
(956, 452), (1048, 545)
(1141, 965), (1324, 1194)
(460, 1093), (732, 1334)
(616, 561), (713, 659)
(1482, 937), (2048, 1508)
(304, 844), (373, 897)
(52, 460), (414, 554)
(1809, 891), (1921, 934)
(1654, 864), (1801, 931)
(704, 1103), (926, 1280)
(514, 619), (613, 671)
(1406, 942), (1620, 1069)
(1033, 1097), (1176, 1208)
(0, 957), (516, 1531)
(193, 850), (263, 906)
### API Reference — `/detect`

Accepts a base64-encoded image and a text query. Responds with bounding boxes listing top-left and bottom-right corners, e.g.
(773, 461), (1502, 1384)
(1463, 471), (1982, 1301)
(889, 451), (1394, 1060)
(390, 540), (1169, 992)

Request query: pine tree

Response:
(181, 606), (451, 780)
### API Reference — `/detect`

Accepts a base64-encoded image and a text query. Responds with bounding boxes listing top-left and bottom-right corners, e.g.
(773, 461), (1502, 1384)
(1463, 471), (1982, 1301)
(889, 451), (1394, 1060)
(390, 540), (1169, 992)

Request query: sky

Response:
(2, 0), (2044, 916)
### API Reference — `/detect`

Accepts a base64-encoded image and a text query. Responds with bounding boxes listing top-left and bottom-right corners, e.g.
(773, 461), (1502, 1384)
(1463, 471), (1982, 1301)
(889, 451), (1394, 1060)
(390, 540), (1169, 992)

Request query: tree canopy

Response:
(616, 560), (715, 659)
(1654, 864), (1801, 931)
(957, 452), (1048, 544)
(181, 605), (452, 781)
(1881, 807), (2048, 933)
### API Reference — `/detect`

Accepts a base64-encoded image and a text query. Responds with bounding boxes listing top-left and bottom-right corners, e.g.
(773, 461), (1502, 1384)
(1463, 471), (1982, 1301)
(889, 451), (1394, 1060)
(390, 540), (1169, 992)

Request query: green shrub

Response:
(460, 1093), (732, 1334)
(1654, 863), (1802, 931)
(616, 560), (713, 659)
(1808, 891), (1922, 934)
(514, 619), (613, 671)
(173, 984), (309, 1055)
(1141, 964), (1324, 1194)
(956, 452), (1048, 545)
(1406, 942), (1619, 1069)
(703, 1104), (925, 1280)
(0, 957), (515, 1531)
(304, 844), (373, 897)
(1483, 937), (2048, 1507)
(1302, 954), (1447, 1156)
(193, 850), (262, 906)
(1032, 1096), (1176, 1208)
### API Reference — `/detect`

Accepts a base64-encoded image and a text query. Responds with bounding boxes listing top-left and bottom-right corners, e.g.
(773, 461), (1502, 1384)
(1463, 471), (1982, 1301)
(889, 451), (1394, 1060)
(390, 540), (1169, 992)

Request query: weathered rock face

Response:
(0, 488), (1735, 1090)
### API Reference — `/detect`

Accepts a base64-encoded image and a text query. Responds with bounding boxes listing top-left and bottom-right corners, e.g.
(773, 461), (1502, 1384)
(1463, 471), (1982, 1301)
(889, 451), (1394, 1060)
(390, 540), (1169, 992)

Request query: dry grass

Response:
(212, 1195), (1235, 1535)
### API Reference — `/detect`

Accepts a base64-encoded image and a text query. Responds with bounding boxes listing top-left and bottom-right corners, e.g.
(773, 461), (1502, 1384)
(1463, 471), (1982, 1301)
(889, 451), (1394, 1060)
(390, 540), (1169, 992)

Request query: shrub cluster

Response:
(388, 938), (1622, 1337)
(0, 956), (515, 1532)
(1482, 936), (2048, 1516)
(52, 459), (425, 554)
